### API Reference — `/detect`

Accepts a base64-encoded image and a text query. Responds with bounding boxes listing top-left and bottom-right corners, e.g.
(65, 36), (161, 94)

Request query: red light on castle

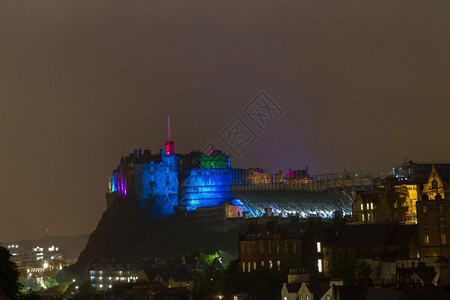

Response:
(165, 115), (174, 155)
(45, 228), (49, 232)
(165, 141), (174, 155)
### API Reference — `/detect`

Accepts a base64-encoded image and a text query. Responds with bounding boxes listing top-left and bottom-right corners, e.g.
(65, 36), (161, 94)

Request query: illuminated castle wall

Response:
(179, 151), (245, 211)
(134, 149), (179, 218)
(106, 145), (246, 218)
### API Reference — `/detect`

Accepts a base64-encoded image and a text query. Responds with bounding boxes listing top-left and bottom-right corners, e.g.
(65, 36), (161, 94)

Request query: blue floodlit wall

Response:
(135, 150), (179, 218)
(180, 168), (240, 210)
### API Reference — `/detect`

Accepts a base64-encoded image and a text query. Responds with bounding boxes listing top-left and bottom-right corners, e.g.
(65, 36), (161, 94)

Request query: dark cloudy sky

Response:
(2, 0), (450, 241)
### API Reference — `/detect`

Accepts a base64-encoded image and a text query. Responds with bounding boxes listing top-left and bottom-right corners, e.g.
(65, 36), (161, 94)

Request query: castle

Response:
(105, 119), (358, 221)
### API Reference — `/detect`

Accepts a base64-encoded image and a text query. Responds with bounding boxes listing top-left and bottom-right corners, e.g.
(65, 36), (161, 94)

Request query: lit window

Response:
(261, 261), (264, 267)
(284, 297), (287, 300)
(362, 214), (365, 222)
(441, 233), (447, 245)
(242, 263), (245, 272)
(366, 203), (369, 210)
(368, 213), (371, 221)
(317, 242), (321, 253)
(318, 259), (323, 273)
(253, 262), (257, 270)
(370, 203), (374, 210)
(425, 235), (430, 244)
(277, 260), (281, 270)
(269, 260), (273, 269)
(247, 262), (251, 272)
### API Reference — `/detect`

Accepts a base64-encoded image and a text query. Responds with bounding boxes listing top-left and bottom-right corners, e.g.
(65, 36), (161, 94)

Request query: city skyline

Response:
(2, 0), (450, 241)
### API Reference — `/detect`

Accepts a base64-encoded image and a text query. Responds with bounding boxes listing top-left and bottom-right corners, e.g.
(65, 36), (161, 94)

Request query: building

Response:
(89, 264), (139, 291)
(137, 265), (193, 292)
(239, 217), (332, 276)
(325, 223), (418, 276)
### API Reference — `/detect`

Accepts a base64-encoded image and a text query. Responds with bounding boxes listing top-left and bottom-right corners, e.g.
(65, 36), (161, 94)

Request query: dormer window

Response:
(432, 180), (438, 190)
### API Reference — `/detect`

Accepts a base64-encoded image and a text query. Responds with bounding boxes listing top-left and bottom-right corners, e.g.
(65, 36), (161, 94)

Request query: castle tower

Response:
(165, 115), (175, 155)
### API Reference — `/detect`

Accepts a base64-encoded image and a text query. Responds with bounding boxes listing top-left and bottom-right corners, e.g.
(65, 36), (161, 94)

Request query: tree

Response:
(0, 245), (22, 299)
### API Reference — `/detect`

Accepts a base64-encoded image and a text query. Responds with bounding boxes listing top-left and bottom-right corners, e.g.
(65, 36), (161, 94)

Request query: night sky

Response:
(2, 0), (450, 241)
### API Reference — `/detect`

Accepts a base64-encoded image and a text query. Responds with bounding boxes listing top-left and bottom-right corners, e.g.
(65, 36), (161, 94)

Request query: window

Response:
(440, 204), (444, 213)
(253, 262), (257, 270)
(362, 214), (365, 222)
(360, 203), (364, 210)
(368, 213), (371, 221)
(306, 296), (309, 300)
(277, 260), (281, 270)
(432, 180), (438, 190)
(260, 243), (264, 254)
(423, 205), (427, 214)
(247, 262), (251, 272)
(242, 263), (245, 272)
(268, 242), (272, 254)
(441, 233), (447, 245)
(366, 203), (369, 210)
(425, 235), (430, 244)
(317, 242), (321, 253)
(293, 243), (297, 254)
(269, 260), (273, 269)
(261, 261), (264, 267)
(318, 259), (323, 273)
(370, 202), (374, 210)
(326, 296), (331, 300)
(284, 297), (287, 300)
(241, 244), (244, 254)
(285, 242), (289, 254)
(276, 243), (280, 254)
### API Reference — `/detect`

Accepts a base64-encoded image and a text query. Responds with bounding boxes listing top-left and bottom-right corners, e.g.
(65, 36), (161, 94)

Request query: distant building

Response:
(89, 264), (138, 291)
(137, 265), (193, 292)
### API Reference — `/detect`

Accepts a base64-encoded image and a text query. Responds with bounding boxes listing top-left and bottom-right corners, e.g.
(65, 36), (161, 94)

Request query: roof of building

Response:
(365, 287), (403, 300)
(329, 224), (416, 248)
(232, 189), (352, 217)
(333, 285), (368, 300)
(359, 192), (378, 203)
(141, 265), (193, 283)
(285, 282), (302, 293)
(241, 222), (310, 240)
(397, 263), (437, 285)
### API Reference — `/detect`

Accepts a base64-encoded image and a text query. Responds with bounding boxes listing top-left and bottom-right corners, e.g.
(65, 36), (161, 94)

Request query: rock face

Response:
(63, 198), (244, 280)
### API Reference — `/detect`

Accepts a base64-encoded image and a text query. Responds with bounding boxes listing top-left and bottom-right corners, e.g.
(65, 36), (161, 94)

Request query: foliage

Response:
(63, 281), (97, 300)
(19, 290), (41, 299)
(330, 259), (372, 285)
(20, 276), (41, 292)
(192, 259), (286, 300)
(0, 246), (22, 299)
